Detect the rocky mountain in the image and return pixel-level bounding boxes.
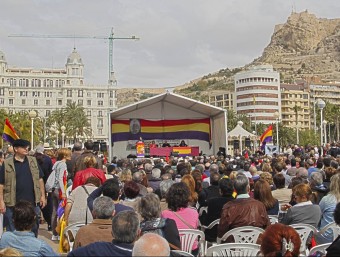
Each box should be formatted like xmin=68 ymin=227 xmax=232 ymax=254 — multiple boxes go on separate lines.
xmin=117 ymin=11 xmax=340 ymax=106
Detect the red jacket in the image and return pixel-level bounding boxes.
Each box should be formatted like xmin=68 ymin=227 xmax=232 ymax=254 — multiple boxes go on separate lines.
xmin=72 ymin=167 xmax=106 ymax=190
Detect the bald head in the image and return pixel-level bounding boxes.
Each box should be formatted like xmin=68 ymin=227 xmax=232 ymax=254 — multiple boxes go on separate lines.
xmin=132 ymin=233 xmax=170 ymax=257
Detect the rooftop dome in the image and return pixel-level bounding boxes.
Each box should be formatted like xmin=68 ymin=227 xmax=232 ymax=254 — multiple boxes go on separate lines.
xmin=0 ymin=51 xmax=6 ymax=62
xmin=66 ymin=48 xmax=83 ymax=65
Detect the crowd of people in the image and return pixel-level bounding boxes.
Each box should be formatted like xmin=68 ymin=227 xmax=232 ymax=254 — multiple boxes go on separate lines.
xmin=0 ymin=139 xmax=339 ymax=256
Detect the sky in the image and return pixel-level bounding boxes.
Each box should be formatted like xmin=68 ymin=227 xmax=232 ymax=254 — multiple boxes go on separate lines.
xmin=0 ymin=0 xmax=339 ymax=89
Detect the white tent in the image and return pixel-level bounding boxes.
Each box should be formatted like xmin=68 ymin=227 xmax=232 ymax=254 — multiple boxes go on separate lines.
xmin=109 ymin=91 xmax=227 ymax=159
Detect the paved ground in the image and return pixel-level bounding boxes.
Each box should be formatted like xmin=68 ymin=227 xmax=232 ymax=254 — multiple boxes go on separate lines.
xmin=38 ymin=222 xmax=64 ymax=255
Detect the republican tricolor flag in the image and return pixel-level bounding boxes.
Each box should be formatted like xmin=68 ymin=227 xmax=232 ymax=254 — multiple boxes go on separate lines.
xmin=2 ymin=118 xmax=19 ymax=144
xmin=260 ymin=125 xmax=273 ymax=150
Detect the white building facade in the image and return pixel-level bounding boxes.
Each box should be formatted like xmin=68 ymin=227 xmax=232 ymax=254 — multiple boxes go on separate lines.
xmin=0 ymin=48 xmax=116 ymax=145
xmin=234 ymin=64 xmax=281 ymax=125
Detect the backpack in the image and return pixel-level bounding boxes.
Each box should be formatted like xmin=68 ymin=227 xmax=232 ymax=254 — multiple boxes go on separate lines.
xmin=45 ymin=162 xmax=61 ymax=192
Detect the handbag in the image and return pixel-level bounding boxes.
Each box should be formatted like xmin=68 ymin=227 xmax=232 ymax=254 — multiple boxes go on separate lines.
xmin=45 ymin=162 xmax=61 ymax=193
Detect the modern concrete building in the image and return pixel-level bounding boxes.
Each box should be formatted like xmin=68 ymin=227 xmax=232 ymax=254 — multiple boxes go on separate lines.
xmin=280 ymin=83 xmax=311 ymax=130
xmin=234 ymin=64 xmax=281 ymax=125
xmin=0 ymin=48 xmax=116 ymax=145
xmin=208 ymin=90 xmax=235 ymax=110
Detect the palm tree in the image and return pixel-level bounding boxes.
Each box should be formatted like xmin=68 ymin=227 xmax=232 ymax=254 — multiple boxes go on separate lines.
xmin=64 ymin=102 xmax=91 ymax=141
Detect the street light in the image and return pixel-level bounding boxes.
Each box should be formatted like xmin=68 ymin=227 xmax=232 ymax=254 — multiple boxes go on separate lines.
xmin=323 ymin=120 xmax=328 ymax=146
xmin=28 ymin=110 xmax=37 ymax=150
xmin=274 ymin=111 xmax=280 ymax=153
xmin=317 ymin=99 xmax=326 ymax=154
xmin=61 ymin=126 xmax=66 ymax=148
xmin=56 ymin=130 xmax=60 ymax=148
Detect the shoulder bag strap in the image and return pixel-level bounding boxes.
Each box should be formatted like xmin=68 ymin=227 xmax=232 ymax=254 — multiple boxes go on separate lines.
xmin=82 ymin=185 xmax=90 ymax=225
xmin=172 ymin=211 xmax=194 ymax=229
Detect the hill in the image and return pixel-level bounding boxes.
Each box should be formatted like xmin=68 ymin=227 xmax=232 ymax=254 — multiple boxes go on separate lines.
xmin=117 ymin=11 xmax=340 ymax=105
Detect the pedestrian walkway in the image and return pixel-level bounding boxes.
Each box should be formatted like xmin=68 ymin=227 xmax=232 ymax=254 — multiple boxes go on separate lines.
xmin=38 ymin=222 xmax=63 ymax=255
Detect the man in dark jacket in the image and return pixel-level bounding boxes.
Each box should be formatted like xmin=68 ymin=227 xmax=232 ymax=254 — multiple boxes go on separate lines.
xmin=217 ymin=173 xmax=270 ymax=240
xmin=68 ymin=210 xmax=139 ymax=257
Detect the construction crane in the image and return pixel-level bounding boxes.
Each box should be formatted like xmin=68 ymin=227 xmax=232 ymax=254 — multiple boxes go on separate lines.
xmin=9 ymin=28 xmax=139 ymax=85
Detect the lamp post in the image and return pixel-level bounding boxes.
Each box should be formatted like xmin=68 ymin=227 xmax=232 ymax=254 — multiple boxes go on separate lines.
xmin=61 ymin=126 xmax=66 ymax=148
xmin=56 ymin=130 xmax=59 ymax=148
xmin=317 ymin=99 xmax=326 ymax=155
xmin=274 ymin=111 xmax=280 ymax=153
xmin=28 ymin=110 xmax=37 ymax=150
xmin=323 ymin=120 xmax=328 ymax=146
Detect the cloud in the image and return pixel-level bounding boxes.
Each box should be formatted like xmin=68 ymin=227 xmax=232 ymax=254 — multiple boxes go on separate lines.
xmin=0 ymin=0 xmax=339 ymax=88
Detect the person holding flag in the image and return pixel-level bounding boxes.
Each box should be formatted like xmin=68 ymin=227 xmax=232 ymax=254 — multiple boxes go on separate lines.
xmin=260 ymin=125 xmax=273 ymax=151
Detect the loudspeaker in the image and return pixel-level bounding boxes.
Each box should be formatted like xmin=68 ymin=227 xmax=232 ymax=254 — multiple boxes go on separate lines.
xmin=100 ymin=142 xmax=107 ymax=152
xmin=93 ymin=141 xmax=100 ymax=152
xmin=245 ymin=138 xmax=251 ymax=147
xmin=233 ymin=140 xmax=240 ymax=149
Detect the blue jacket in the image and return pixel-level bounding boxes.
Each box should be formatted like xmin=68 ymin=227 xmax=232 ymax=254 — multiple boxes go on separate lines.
xmin=68 ymin=240 xmax=133 ymax=257
xmin=0 ymin=231 xmax=57 ymax=257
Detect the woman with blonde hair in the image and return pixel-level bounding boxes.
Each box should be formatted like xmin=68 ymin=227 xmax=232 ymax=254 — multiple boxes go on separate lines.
xmin=181 ymin=174 xmax=198 ymax=207
xmin=316 ymin=173 xmax=340 ymax=244
xmin=72 ymin=155 xmax=106 ymax=190
xmin=50 ymin=148 xmax=71 ymax=241
xmin=260 ymin=172 xmax=276 ymax=190
xmin=279 ymin=183 xmax=321 ymax=228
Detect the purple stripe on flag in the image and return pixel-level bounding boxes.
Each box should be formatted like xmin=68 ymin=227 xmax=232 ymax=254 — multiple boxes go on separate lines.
xmin=262 ymin=136 xmax=272 ymax=143
xmin=2 ymin=133 xmax=16 ymax=144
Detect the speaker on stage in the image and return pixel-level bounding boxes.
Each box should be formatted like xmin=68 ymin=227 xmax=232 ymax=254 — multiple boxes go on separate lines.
xmin=245 ymin=138 xmax=251 ymax=147
xmin=233 ymin=140 xmax=240 ymax=149
xmin=100 ymin=142 xmax=107 ymax=152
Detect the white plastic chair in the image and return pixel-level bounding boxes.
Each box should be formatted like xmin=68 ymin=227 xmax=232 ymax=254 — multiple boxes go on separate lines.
xmin=290 ymin=223 xmax=318 ymax=256
xmin=171 ymin=250 xmax=195 ymax=257
xmin=318 ymin=222 xmax=340 ymax=241
xmin=268 ymin=215 xmax=278 ymax=224
xmin=178 ymin=229 xmax=205 ymax=257
xmin=200 ymin=219 xmax=220 ymax=252
xmin=206 ymin=243 xmax=261 ymax=257
xmin=199 ymin=206 xmax=208 ymax=217
xmin=200 ymin=219 xmax=220 ymax=233
xmin=63 ymin=222 xmax=86 ymax=251
xmin=217 ymin=226 xmax=264 ymax=244
xmin=309 ymin=242 xmax=331 ymax=256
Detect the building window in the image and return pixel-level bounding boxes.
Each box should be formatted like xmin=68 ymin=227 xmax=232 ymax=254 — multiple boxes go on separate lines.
xmin=22 ymin=99 xmax=26 ymax=105
xmin=32 ymin=91 xmax=40 ymax=97
xmin=0 ymin=98 xmax=4 ymax=104
xmin=20 ymin=91 xmax=28 ymax=97
xmin=0 ymin=88 xmax=4 ymax=96
xmin=78 ymin=99 xmax=83 ymax=106
xmin=98 ymin=129 xmax=103 ymax=135
xmin=9 ymin=91 xmax=13 ymax=96
xmin=46 ymin=100 xmax=50 ymax=105
xmin=67 ymin=99 xmax=72 ymax=105
xmin=67 ymin=90 xmax=72 ymax=97
xmin=98 ymin=111 xmax=102 ymax=117
xmin=78 ymin=90 xmax=83 ymax=97
xmin=87 ymin=110 xmax=91 ymax=116
xmin=9 ymin=99 xmax=13 ymax=105
xmin=97 ymin=93 xmax=104 ymax=98
xmin=46 ymin=110 xmax=51 ymax=116
xmin=109 ymin=100 xmax=113 ymax=106
xmin=87 ymin=92 xmax=91 ymax=97
xmin=109 ymin=91 xmax=114 ymax=98
xmin=58 ymin=100 xmax=62 ymax=106
xmin=98 ymin=100 xmax=103 ymax=106
xmin=34 ymin=99 xmax=38 ymax=105
xmin=87 ymin=100 xmax=91 ymax=106
xmin=97 ymin=119 xmax=103 ymax=127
